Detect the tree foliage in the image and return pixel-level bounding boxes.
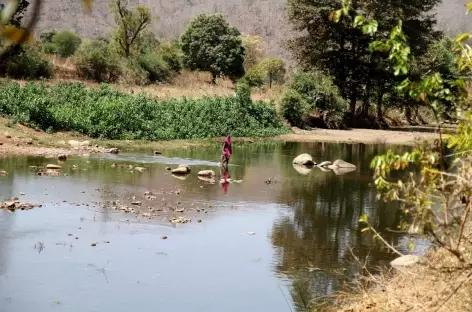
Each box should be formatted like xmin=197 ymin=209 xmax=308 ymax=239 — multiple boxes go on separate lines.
xmin=241 ymin=34 xmax=265 ymax=71
xmin=180 ymin=13 xmax=245 ymax=82
xmin=110 ymin=0 xmax=153 ymax=57
xmin=286 ymin=0 xmax=441 ymax=124
xmin=52 ymin=30 xmax=81 ymax=57
xmin=75 ymin=39 xmax=120 ymax=83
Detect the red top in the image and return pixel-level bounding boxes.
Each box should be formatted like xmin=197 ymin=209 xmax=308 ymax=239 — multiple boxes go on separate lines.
xmin=222 ymin=136 xmax=232 ymax=160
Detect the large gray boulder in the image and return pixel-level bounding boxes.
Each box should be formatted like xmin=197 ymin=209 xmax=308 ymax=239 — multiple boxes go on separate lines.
xmin=172 ymin=164 xmax=191 ymax=175
xmin=332 ymin=159 xmax=356 ymax=169
xmin=293 ymin=154 xmax=316 ymax=166
xmin=390 ymin=255 xmax=424 ymax=268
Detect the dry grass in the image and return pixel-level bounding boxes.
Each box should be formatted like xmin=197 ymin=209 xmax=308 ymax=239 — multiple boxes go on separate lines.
xmin=327 ymin=237 xmax=472 ymax=312
xmin=44 ymin=55 xmax=282 ymax=101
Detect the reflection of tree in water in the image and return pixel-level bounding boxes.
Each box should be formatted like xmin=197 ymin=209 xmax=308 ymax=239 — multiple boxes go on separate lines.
xmin=271 ymin=143 xmax=408 ymax=310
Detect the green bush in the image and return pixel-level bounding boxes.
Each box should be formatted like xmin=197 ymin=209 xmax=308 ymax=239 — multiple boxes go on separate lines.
xmin=75 ymin=40 xmax=120 ymax=83
xmin=242 ymin=66 xmax=265 ymax=88
xmin=39 ymin=30 xmax=57 ymax=43
xmin=137 ymin=52 xmax=172 ymax=83
xmin=118 ymin=57 xmax=149 ymax=86
xmin=281 ymin=71 xmax=347 ymax=128
xmin=52 ymin=31 xmax=82 ymax=57
xmin=280 ymin=89 xmax=306 ymax=127
xmin=0 ymin=47 xmax=52 ymax=79
xmin=0 ymin=81 xmax=288 ymax=140
xmin=40 ymin=42 xmax=56 ymax=54
xmin=159 ymin=42 xmax=183 ymax=73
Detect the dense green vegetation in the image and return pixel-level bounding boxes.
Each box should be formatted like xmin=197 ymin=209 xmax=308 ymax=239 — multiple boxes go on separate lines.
xmin=180 ymin=14 xmax=245 ymax=83
xmin=0 ymin=80 xmax=288 ymax=140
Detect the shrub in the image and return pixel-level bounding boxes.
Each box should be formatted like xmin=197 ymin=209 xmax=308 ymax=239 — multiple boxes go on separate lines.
xmin=281 ymin=71 xmax=347 ymax=128
xmin=75 ymin=40 xmax=120 ymax=83
xmin=40 ymin=43 xmax=56 ymax=54
xmin=0 ymin=81 xmax=288 ymax=140
xmin=39 ymin=30 xmax=57 ymax=43
xmin=159 ymin=41 xmax=183 ymax=73
xmin=242 ymin=66 xmax=265 ymax=88
xmin=118 ymin=57 xmax=149 ymax=86
xmin=0 ymin=47 xmax=52 ymax=79
xmin=137 ymin=52 xmax=172 ymax=83
xmin=280 ymin=89 xmax=306 ymax=127
xmin=52 ymin=31 xmax=82 ymax=57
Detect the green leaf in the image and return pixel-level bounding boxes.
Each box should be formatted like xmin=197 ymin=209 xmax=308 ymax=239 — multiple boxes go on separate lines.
xmin=353 ymin=15 xmax=365 ymax=27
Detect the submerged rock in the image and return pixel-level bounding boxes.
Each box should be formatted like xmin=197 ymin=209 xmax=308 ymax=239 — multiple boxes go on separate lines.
xmin=332 ymin=159 xmax=356 ymax=169
xmin=46 ymin=164 xmax=62 ymax=170
xmin=154 ymin=151 xmax=162 ymax=155
xmin=293 ymin=154 xmax=316 ymax=166
xmin=57 ymin=154 xmax=67 ymax=161
xmin=390 ymin=255 xmax=424 ymax=268
xmin=332 ymin=167 xmax=356 ymax=176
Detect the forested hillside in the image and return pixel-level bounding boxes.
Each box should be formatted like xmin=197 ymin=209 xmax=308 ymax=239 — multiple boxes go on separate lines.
xmin=14 ymin=0 xmax=471 ymax=59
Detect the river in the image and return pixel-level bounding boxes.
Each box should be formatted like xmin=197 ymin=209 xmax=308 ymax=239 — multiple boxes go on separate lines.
xmin=0 ymin=141 xmax=427 ymax=312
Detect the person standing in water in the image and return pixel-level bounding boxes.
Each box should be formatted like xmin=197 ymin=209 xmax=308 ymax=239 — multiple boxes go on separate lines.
xmin=220 ymin=135 xmax=232 ymax=183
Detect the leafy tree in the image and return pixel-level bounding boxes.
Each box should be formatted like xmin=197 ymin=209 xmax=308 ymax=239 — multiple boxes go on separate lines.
xmin=258 ymin=58 xmax=285 ymax=88
xmin=241 ymin=34 xmax=265 ymax=71
xmin=286 ymin=0 xmax=441 ymax=124
xmin=180 ymin=13 xmax=245 ymax=83
xmin=52 ymin=31 xmax=82 ymax=57
xmin=110 ymin=0 xmax=153 ymax=57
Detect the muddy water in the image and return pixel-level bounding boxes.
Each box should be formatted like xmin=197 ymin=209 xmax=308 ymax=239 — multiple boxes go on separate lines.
xmin=0 ymin=142 xmax=426 ymax=312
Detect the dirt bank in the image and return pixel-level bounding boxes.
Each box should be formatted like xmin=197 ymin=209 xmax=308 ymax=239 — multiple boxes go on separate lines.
xmin=0 ymin=117 xmax=445 ymax=157
xmin=278 ymin=127 xmax=442 ymax=145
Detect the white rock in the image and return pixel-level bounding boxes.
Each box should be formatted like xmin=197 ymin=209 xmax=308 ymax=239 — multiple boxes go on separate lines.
xmin=390 ymin=255 xmax=424 ymax=268
xmin=318 ymin=161 xmax=332 ymax=168
xmin=198 ymin=170 xmax=215 ymax=177
xmin=46 ymin=164 xmax=61 ymax=170
xmin=293 ymin=154 xmax=315 ymax=166
xmin=332 ymin=159 xmax=356 ymax=169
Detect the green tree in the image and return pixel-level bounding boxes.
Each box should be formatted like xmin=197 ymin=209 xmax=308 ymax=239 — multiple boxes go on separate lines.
xmin=241 ymin=34 xmax=265 ymax=71
xmin=286 ymin=0 xmax=441 ymax=124
xmin=258 ymin=58 xmax=285 ymax=88
xmin=110 ymin=0 xmax=153 ymax=57
xmin=52 ymin=31 xmax=82 ymax=57
xmin=180 ymin=13 xmax=245 ymax=83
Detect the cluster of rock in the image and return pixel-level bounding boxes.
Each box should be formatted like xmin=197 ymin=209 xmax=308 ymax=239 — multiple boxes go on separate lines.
xmin=292 ymin=154 xmax=357 ymax=175
xmin=59 ymin=140 xmax=120 ymax=155
xmin=1 ymin=201 xmax=42 ymax=211
xmin=169 ymin=164 xmax=242 ymax=184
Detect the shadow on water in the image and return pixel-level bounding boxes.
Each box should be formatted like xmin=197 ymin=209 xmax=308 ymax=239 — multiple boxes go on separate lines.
xmin=0 ymin=142 xmax=424 ymax=312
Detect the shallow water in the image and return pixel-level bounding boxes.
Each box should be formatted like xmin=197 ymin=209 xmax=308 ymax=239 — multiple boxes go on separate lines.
xmin=0 ymin=142 xmax=427 ymax=312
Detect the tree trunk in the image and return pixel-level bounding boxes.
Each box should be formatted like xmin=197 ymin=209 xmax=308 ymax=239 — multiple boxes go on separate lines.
xmin=362 ymin=79 xmax=371 ymax=118
xmin=211 ymin=73 xmax=217 ymax=84
xmin=377 ymin=82 xmax=384 ymax=120
xmin=350 ymin=90 xmax=357 ymax=127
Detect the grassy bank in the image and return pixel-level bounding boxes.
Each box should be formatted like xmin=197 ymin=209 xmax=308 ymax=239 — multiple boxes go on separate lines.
xmin=0 ymin=80 xmax=288 ymax=141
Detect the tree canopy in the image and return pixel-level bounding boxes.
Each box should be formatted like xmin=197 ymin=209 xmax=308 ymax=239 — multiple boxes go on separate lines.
xmin=180 ymin=13 xmax=245 ymax=82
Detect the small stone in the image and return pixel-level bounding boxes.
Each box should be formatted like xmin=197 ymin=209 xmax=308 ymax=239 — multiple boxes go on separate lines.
xmin=91 ymin=243 xmax=97 ymax=247
xmin=106 ymin=148 xmax=120 ymax=154
xmin=46 ymin=164 xmax=62 ymax=170
xmin=57 ymin=154 xmax=67 ymax=161
xmin=246 ymin=232 xmax=256 ymax=235
xmin=11 ymin=196 xmax=19 ymax=201
xmin=197 ymin=220 xmax=202 ymax=223
xmin=67 ymin=233 xmax=73 ymax=236
xmin=165 ymin=167 xmax=171 ymax=171
xmin=20 ymin=192 xmax=25 ymax=196
xmin=161 ymin=236 xmax=168 ymax=240
xmin=4 ymin=132 xmax=11 ymax=139
xmin=153 ymin=151 xmax=162 ymax=155
xmin=131 ymin=201 xmax=142 ymax=206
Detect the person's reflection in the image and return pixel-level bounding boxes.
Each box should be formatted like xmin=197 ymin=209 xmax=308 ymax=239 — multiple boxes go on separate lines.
xmin=221 ymin=169 xmax=230 ymax=193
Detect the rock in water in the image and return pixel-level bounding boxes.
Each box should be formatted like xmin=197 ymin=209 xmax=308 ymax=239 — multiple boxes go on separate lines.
xmin=106 ymin=148 xmax=120 ymax=154
xmin=198 ymin=170 xmax=215 ymax=177
xmin=318 ymin=161 xmax=332 ymax=168
xmin=390 ymin=255 xmax=424 ymax=268
xmin=172 ymin=165 xmax=191 ymax=175
xmin=332 ymin=159 xmax=356 ymax=169
xmin=57 ymin=154 xmax=67 ymax=161
xmin=46 ymin=164 xmax=62 ymax=170
xmin=293 ymin=154 xmax=316 ymax=166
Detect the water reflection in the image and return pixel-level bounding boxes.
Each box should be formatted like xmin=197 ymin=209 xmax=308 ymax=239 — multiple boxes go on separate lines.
xmin=0 ymin=142 xmax=415 ymax=311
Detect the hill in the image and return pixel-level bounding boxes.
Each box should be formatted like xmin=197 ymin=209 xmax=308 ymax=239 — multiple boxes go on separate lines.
xmin=5 ymin=0 xmax=472 ymax=59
